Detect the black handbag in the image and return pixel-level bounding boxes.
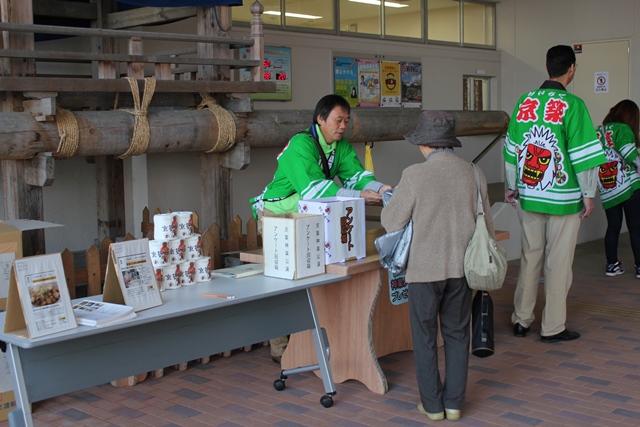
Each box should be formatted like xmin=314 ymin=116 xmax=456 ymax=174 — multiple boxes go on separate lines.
xmin=471 ymin=290 xmax=494 ymax=358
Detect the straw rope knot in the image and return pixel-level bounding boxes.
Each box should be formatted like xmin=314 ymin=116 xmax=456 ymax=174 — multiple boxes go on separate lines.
xmin=117 ymin=77 xmax=156 ymax=159
xmin=197 ymin=93 xmax=236 ymax=153
xmin=54 ymin=106 xmax=79 ymax=159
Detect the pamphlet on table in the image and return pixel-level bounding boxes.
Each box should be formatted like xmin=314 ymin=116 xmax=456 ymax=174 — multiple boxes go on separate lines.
xmin=72 ymin=300 xmax=137 ymax=327
xmin=4 ymin=253 xmax=77 ymax=338
xmin=210 ymin=263 xmax=264 ymax=278
xmin=103 ymin=239 xmax=163 ymax=311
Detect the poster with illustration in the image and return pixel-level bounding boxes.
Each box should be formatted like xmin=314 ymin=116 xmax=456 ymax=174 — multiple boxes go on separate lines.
xmin=239 ymin=46 xmax=292 ymax=100
xmin=380 ymin=61 xmax=401 ymax=107
xmin=401 ymin=61 xmax=422 ymax=108
xmin=333 ymin=57 xmax=358 ymax=108
xmin=357 ymin=59 xmax=381 ymax=107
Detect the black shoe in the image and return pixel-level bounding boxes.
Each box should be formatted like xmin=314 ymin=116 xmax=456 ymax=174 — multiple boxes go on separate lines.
xmin=514 ymin=323 xmax=530 ymax=337
xmin=272 ymin=356 xmax=282 ymax=364
xmin=541 ymin=329 xmax=580 ymax=343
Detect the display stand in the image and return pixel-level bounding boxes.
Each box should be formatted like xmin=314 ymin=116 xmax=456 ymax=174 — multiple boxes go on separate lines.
xmin=4 ymin=254 xmax=77 ymax=339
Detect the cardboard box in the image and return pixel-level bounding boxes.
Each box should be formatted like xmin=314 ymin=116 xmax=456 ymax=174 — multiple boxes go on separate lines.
xmin=0 ymin=350 xmax=17 ymax=421
xmin=0 ymin=220 xmax=62 ymax=311
xmin=298 ymin=197 xmax=366 ymax=264
xmin=0 ymin=221 xmax=23 ymax=311
xmin=262 ymin=213 xmax=325 ymax=280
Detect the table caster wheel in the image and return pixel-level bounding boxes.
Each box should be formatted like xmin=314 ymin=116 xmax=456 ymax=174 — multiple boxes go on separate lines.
xmin=320 ymin=395 xmax=333 ymax=408
xmin=274 ymin=379 xmax=286 ymax=391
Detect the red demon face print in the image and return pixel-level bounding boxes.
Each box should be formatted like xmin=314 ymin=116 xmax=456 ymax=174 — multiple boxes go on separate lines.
xmin=522 ymin=145 xmax=552 ymax=186
xmin=599 ymin=161 xmax=618 ymax=189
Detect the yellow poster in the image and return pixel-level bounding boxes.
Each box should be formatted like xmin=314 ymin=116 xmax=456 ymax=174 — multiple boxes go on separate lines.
xmin=380 ymin=61 xmax=401 ymax=107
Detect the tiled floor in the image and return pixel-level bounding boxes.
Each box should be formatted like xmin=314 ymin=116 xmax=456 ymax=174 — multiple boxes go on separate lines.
xmin=4 ymin=235 xmax=640 ymax=427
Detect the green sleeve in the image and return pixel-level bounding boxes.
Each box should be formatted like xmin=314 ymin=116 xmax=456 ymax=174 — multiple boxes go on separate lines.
xmin=333 ymin=140 xmax=377 ymax=191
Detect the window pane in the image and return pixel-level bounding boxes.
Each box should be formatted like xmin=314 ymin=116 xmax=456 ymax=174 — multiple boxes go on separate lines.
xmin=385 ymin=0 xmax=422 ymax=39
xmin=427 ymin=0 xmax=460 ymax=43
xmin=340 ymin=0 xmax=381 ymax=35
xmin=284 ymin=0 xmax=334 ymax=30
xmin=463 ymin=2 xmax=494 ymax=46
xmin=233 ymin=0 xmax=282 ymax=26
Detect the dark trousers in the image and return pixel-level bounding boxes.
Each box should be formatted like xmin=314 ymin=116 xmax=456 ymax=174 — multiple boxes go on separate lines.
xmin=605 ymin=189 xmax=640 ymax=265
xmin=409 ymin=277 xmax=472 ymax=413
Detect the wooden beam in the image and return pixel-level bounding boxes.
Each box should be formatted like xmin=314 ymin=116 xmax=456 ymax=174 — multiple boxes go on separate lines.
xmin=107 ymin=6 xmax=197 ymax=29
xmin=0 ymin=77 xmax=276 ymax=93
xmin=0 ymin=109 xmax=510 ymax=160
xmin=0 ymin=22 xmax=254 ymax=47
xmin=1 ymin=0 xmax=45 ymax=256
xmin=33 ymin=0 xmax=98 ymax=21
xmin=0 ymin=49 xmax=259 ymax=68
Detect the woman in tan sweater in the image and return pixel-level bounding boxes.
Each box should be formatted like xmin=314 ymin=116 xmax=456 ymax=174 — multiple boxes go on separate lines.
xmin=381 ymin=111 xmax=494 ymax=421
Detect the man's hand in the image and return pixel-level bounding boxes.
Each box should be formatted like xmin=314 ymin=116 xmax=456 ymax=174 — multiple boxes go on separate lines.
xmin=378 ymin=184 xmax=394 ymax=194
xmin=360 ymin=189 xmax=383 ymax=205
xmin=580 ymin=197 xmax=595 ymax=219
xmin=505 ymin=189 xmax=519 ymax=208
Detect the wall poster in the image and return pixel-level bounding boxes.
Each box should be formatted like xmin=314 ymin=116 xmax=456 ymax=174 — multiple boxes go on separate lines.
xmin=357 ymin=59 xmax=381 ymax=107
xmin=332 ymin=54 xmax=422 ymax=109
xmin=380 ymin=61 xmax=401 ymax=107
xmin=401 ymin=61 xmax=422 ymax=108
xmin=333 ymin=57 xmax=359 ymax=108
xmin=239 ymin=46 xmax=292 ymax=101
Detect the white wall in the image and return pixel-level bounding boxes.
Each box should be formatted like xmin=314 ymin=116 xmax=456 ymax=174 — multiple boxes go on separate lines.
xmin=8 ymin=0 xmax=640 ymax=253
xmin=497 ymin=0 xmax=640 ymax=246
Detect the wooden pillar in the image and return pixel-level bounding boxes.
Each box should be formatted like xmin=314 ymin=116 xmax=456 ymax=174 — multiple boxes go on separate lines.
xmin=0 ymin=0 xmax=44 ymax=256
xmin=92 ymin=0 xmax=125 ymax=243
xmin=122 ymin=37 xmax=149 ymax=238
xmin=197 ymin=6 xmax=232 ymax=236
xmin=250 ymin=0 xmax=264 ymax=82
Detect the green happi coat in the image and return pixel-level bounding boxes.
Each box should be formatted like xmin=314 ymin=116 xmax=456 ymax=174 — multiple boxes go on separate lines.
xmin=250 ymin=124 xmax=377 ymax=218
xmin=596 ymin=122 xmax=640 ymax=210
xmin=504 ymin=86 xmax=607 ymax=215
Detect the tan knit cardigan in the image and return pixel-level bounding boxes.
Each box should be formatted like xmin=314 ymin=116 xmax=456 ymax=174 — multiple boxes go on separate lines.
xmin=380 ymin=151 xmax=495 ymax=284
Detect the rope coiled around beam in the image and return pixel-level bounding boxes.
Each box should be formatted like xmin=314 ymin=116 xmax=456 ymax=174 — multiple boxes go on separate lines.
xmin=117 ymin=77 xmax=156 ymax=159
xmin=197 ymin=93 xmax=236 ymax=153
xmin=55 ymin=107 xmax=80 ymax=159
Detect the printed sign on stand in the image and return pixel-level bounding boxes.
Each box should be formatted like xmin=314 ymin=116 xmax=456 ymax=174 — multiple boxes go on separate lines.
xmin=4 ymin=253 xmax=77 ymax=338
xmin=103 ymin=239 xmax=163 ymax=312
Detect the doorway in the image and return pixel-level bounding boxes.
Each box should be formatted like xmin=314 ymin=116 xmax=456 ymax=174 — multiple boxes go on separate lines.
xmin=571 ymin=40 xmax=630 ymax=126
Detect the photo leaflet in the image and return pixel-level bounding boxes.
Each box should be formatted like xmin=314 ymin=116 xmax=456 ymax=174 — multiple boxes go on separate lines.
xmin=103 ymin=239 xmax=163 ymax=312
xmin=8 ymin=253 xmax=77 ymax=338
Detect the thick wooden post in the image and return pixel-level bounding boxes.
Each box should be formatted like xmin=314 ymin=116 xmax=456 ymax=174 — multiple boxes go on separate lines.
xmin=122 ymin=37 xmax=148 ymax=238
xmin=0 ymin=0 xmax=44 ymax=256
xmin=198 ymin=6 xmax=232 ymax=237
xmin=92 ymin=0 xmax=124 ymax=243
xmin=249 ymin=0 xmax=264 ymax=82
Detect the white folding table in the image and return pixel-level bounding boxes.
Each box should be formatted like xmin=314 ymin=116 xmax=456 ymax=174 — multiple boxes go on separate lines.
xmin=0 ymin=273 xmax=347 ymax=427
